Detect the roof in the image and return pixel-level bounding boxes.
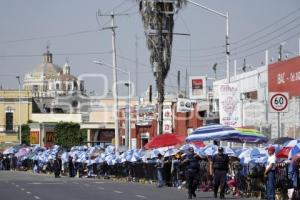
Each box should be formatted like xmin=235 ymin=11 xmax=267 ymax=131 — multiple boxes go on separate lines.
xmin=32 ymin=63 xmax=62 ymax=79
xmin=57 ymin=74 xmax=77 ymax=81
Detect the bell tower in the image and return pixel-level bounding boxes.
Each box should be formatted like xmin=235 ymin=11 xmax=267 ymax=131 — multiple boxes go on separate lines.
xmin=43 ymin=45 xmax=53 ymax=63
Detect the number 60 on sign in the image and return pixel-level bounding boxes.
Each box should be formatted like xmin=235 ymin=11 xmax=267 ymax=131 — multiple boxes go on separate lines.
xmin=269 ymin=92 xmax=289 ymax=113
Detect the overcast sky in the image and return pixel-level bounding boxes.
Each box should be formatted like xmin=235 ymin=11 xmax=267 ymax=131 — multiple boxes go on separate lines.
xmin=0 ymin=0 xmax=300 ymax=97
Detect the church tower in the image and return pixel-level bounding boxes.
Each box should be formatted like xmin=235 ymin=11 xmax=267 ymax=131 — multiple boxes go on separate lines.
xmin=43 ymin=45 xmax=53 ymax=63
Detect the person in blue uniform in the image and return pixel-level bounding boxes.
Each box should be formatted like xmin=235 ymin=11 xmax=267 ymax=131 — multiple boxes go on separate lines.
xmin=211 ymin=147 xmax=229 ymax=199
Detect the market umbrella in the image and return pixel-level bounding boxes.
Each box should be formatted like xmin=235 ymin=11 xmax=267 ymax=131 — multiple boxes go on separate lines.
xmin=144 ymin=133 xmax=185 ymax=149
xmin=283 ymin=139 xmax=300 ymax=147
xmin=276 ymin=140 xmax=300 ymax=159
xmin=164 ymin=148 xmax=179 ymax=157
xmin=276 ymin=147 xmax=293 ymax=158
xmin=268 ymin=137 xmax=294 ymax=145
xmin=288 ymin=143 xmax=300 ymax=159
xmin=190 ymin=141 xmax=205 ymax=148
xmin=186 ymin=124 xmax=239 ymax=142
xmin=238 ymin=148 xmax=267 ymax=164
xmin=15 ymin=147 xmax=31 ymax=158
xmin=234 ymin=128 xmax=268 ymax=144
xmin=186 ymin=124 xmax=268 ymax=144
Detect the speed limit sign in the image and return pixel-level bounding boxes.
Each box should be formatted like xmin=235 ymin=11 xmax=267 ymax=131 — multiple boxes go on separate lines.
xmin=269 ymin=92 xmax=289 ymax=113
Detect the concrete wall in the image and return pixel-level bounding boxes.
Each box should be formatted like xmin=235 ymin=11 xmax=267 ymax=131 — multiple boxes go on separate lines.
xmin=32 ymin=113 xmax=82 ymax=123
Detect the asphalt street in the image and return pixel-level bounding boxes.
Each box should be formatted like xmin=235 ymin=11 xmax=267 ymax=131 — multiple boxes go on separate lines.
xmin=0 ymin=171 xmax=257 ymax=200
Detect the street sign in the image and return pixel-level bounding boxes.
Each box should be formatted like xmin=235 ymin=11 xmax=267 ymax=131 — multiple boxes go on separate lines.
xmin=269 ymin=92 xmax=289 ymax=113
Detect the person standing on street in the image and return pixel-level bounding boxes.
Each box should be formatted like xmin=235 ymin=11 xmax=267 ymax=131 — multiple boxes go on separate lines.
xmin=155 ymin=153 xmax=165 ymax=187
xmin=182 ymin=147 xmax=200 ymax=199
xmin=264 ymin=146 xmax=276 ymax=200
xmin=210 ymin=147 xmax=229 ymax=199
xmin=53 ymin=156 xmax=62 ymax=178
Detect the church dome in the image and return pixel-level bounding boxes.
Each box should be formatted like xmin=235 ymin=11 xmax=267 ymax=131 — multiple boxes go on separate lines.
xmin=32 ymin=63 xmax=62 ymax=79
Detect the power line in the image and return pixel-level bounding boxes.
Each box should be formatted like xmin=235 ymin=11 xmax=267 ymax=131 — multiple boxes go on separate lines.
xmin=232 ymin=25 xmax=300 ymax=56
xmin=232 ymin=7 xmax=300 ymax=45
xmin=0 ymin=51 xmax=112 ymax=58
xmin=0 ymin=29 xmax=102 ymax=45
xmin=233 ymin=31 xmax=300 ymax=62
xmin=232 ymin=17 xmax=300 ymax=51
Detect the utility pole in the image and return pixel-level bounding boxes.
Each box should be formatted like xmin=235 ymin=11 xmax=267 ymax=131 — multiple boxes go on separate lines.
xmin=212 ymin=63 xmax=217 ymax=80
xmin=135 ymin=35 xmax=139 ymax=96
xmin=242 ymin=58 xmax=246 ymax=72
xmin=234 ymin=60 xmax=237 ymax=78
xmin=16 ymin=76 xmax=21 ymax=144
xmin=185 ymin=68 xmax=188 ymax=98
xmin=177 ymin=70 xmax=180 ymax=97
xmin=98 ymin=11 xmax=128 ymax=152
xmin=187 ymin=0 xmax=230 ymax=83
xmin=278 ymin=44 xmax=283 ymax=61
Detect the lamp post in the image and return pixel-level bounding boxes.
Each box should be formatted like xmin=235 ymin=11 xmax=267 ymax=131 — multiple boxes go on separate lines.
xmin=187 ymin=0 xmax=230 ymax=83
xmin=94 ymin=61 xmax=132 ymax=150
xmin=124 ymin=76 xmax=131 ymax=150
xmin=16 ymin=76 xmax=21 ymax=144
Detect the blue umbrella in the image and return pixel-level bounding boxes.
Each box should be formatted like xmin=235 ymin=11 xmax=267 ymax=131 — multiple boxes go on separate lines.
xmin=186 ymin=124 xmax=240 ymax=142
xmin=164 ymin=148 xmax=179 ymax=157
xmin=288 ymin=143 xmax=300 ymax=159
xmin=186 ymin=124 xmax=268 ymax=144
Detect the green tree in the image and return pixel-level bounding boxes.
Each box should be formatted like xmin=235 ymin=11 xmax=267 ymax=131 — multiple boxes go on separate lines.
xmin=54 ymin=122 xmax=87 ymax=149
xmin=21 ymin=124 xmax=30 ymax=145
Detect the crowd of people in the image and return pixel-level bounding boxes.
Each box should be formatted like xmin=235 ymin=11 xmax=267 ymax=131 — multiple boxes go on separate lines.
xmin=1 ymin=144 xmax=300 ymax=200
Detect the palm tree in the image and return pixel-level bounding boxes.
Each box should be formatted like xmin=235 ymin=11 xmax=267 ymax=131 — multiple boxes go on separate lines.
xmin=138 ymin=0 xmax=186 ymax=134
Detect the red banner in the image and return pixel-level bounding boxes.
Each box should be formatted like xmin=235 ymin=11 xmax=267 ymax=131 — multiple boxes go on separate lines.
xmin=268 ymin=56 xmax=300 ymax=97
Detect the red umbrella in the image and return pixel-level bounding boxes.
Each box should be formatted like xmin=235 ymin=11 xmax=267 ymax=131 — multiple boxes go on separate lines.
xmin=191 ymin=141 xmax=205 ymax=148
xmin=144 ymin=133 xmax=186 ymax=149
xmin=276 ymin=147 xmax=292 ymax=158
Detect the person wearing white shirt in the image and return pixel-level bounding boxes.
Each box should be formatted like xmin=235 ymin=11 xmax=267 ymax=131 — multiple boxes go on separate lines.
xmin=264 ymin=146 xmax=276 ymax=200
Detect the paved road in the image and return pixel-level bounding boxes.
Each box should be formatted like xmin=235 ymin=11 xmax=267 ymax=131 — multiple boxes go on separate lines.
xmin=0 ymin=171 xmax=256 ymax=200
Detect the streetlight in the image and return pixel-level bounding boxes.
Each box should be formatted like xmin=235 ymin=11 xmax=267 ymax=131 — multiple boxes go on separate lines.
xmin=16 ymin=76 xmax=21 ymax=144
xmin=93 ymin=60 xmax=132 ymax=150
xmin=187 ymin=0 xmax=230 ymax=83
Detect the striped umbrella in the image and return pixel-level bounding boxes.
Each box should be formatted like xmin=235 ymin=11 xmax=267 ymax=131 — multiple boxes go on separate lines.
xmin=186 ymin=124 xmax=268 ymax=144
xmin=186 ymin=124 xmax=240 ymax=142
xmin=234 ymin=128 xmax=268 ymax=143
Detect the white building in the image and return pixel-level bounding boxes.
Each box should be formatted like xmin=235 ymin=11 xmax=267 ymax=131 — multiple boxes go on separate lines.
xmin=23 ymin=49 xmax=84 ymax=97
xmin=213 ymin=55 xmax=300 ymax=139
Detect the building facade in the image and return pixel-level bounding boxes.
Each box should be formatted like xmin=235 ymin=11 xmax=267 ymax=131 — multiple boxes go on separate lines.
xmin=213 ymin=55 xmax=300 ymax=139
xmin=23 ymin=49 xmax=84 ymax=98
xmin=0 ymin=90 xmax=32 ymax=143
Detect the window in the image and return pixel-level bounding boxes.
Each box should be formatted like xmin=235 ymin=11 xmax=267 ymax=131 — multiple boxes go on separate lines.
xmin=33 ymin=85 xmax=38 ymax=92
xmin=243 ymin=91 xmax=258 ymax=100
xmin=6 ymin=112 xmax=13 ymax=131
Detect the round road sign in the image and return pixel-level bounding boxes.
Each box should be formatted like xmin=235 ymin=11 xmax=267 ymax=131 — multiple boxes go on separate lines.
xmin=270 ymin=93 xmax=288 ymax=112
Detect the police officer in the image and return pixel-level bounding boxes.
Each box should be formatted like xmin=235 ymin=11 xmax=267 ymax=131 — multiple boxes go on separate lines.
xmin=182 ymin=147 xmax=200 ymax=199
xmin=210 ymin=147 xmax=229 ymax=199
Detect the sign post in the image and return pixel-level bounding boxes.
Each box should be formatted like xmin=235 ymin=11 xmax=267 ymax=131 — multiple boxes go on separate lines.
xmin=269 ymin=92 xmax=289 ymax=138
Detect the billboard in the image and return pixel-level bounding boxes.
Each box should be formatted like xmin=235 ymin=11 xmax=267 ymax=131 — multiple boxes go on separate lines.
xmin=177 ymin=98 xmax=193 ymax=113
xmin=218 ymin=83 xmax=241 ymax=127
xmin=268 ymin=56 xmax=300 ymax=97
xmin=189 ymin=76 xmax=206 ymax=99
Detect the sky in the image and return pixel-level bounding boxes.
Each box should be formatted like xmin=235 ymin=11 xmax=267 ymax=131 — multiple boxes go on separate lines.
xmin=0 ymin=0 xmax=300 ymax=97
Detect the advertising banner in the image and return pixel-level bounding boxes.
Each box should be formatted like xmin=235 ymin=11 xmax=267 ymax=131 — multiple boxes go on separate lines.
xmin=218 ymin=83 xmax=241 ymax=127
xmin=30 ymin=131 xmax=40 ymax=145
xmin=189 ymin=76 xmax=206 ymax=99
xmin=163 ymin=120 xmax=172 ymax=133
xmin=268 ymin=56 xmax=300 ymax=97
xmin=177 ymin=98 xmax=193 ymax=113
